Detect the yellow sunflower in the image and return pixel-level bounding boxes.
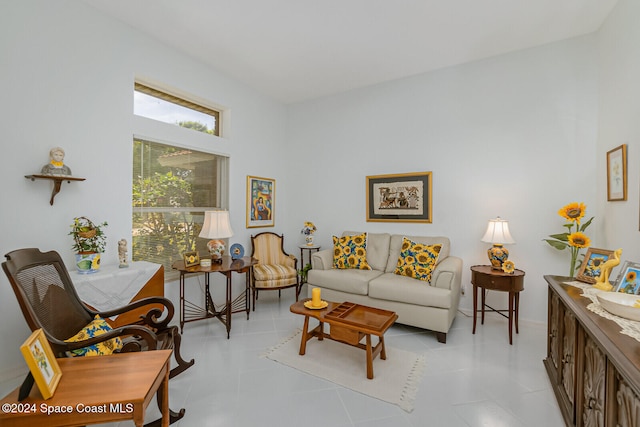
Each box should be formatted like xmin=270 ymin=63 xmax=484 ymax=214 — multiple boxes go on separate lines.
xmin=568 ymin=232 xmax=591 ymax=248
xmin=558 ymin=202 xmax=586 ymax=224
xmin=627 ymin=271 xmax=637 ymax=283
xmin=502 ymin=260 xmax=515 ymax=274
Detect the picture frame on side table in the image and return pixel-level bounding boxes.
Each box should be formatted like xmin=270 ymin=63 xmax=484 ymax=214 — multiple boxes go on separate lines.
xmin=20 ymin=328 xmax=62 ymax=399
xmin=366 ymin=172 xmax=432 ymax=223
xmin=247 ymin=175 xmax=275 ymax=228
xmin=613 ymin=260 xmax=640 ymax=294
xmin=183 ymin=251 xmax=200 ymax=268
xmin=607 ymin=144 xmax=627 ymax=201
xmin=576 ymin=248 xmax=614 ymax=284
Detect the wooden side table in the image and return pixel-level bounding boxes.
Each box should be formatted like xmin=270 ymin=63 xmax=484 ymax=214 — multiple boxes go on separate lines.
xmin=298 ymin=245 xmax=321 ymax=284
xmin=0 ymin=350 xmax=174 ymax=427
xmin=172 ymin=256 xmax=258 ymax=338
xmin=470 ymin=265 xmax=525 ymax=345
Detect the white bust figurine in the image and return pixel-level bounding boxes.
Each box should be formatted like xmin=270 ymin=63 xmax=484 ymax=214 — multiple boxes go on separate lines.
xmin=41 ymin=147 xmax=72 ymax=176
xmin=118 ymin=239 xmax=129 ymax=268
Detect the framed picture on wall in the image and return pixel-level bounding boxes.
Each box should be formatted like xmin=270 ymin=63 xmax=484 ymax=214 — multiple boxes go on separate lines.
xmin=607 ymin=144 xmax=627 ymax=201
xmin=247 ymin=176 xmax=275 ymax=228
xmin=366 ymin=172 xmax=432 ymax=223
xmin=575 ymin=247 xmax=614 ymax=284
xmin=613 ymin=261 xmax=640 ymax=294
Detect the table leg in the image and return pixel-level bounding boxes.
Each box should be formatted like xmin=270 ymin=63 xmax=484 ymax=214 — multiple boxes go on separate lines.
xmin=179 ymin=274 xmax=185 ymax=334
xmin=379 ymin=335 xmax=387 ymax=360
xmin=366 ymin=334 xmax=374 ymax=379
xmin=225 ymin=273 xmax=232 ymax=339
xmin=508 ymin=291 xmax=514 ymax=345
xmin=472 ymin=283 xmax=478 ymax=334
xmin=299 ymin=315 xmax=310 ymax=355
xmin=481 ymin=288 xmax=486 ymax=325
xmin=161 ymin=361 xmax=169 ymax=427
xmin=245 ymin=267 xmax=251 ymax=318
xmin=515 ymin=291 xmax=520 ymax=334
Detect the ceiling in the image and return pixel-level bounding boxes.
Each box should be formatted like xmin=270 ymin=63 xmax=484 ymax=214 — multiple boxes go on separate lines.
xmin=83 ymin=0 xmax=618 ymax=104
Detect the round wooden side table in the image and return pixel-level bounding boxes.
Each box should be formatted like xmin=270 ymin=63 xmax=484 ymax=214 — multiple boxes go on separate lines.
xmin=470 ymin=264 xmax=525 ymax=345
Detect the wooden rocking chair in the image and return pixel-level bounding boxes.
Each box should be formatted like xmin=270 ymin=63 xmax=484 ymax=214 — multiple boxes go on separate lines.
xmin=2 ymin=248 xmax=195 ymax=426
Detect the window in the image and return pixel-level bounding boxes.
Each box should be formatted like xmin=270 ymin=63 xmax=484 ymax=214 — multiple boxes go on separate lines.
xmin=132 ymin=139 xmax=229 ymax=279
xmin=134 ymin=83 xmax=220 ymax=136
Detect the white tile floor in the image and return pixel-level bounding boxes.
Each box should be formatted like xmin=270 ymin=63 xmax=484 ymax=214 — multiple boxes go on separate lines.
xmin=1 ymin=290 xmax=565 ymax=426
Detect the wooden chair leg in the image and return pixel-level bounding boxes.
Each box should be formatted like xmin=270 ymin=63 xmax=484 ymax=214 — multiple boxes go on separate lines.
xmin=145 ymin=388 xmax=185 ymax=427
xmin=168 ymin=327 xmax=194 ymax=379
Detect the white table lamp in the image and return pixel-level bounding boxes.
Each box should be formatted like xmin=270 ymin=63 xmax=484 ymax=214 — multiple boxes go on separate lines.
xmin=199 ymin=210 xmax=234 ymax=263
xmin=481 ymin=217 xmax=515 ymax=270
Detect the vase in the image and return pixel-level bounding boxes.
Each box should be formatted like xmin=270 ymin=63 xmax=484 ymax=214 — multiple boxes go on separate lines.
xmin=75 ymin=252 xmax=101 ymax=274
xmin=305 ymin=235 xmax=314 ymax=246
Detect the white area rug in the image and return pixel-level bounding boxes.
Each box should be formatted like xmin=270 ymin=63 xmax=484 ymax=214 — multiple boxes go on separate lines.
xmin=263 ymin=330 xmax=426 ymax=412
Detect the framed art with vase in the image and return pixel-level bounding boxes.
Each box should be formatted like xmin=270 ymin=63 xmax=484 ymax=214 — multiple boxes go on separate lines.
xmin=607 ymin=144 xmax=627 ymax=201
xmin=247 ymin=175 xmax=275 ymax=228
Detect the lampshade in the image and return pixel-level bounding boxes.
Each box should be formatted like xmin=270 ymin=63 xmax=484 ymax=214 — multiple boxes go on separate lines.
xmin=481 ymin=217 xmax=515 ymax=245
xmin=199 ymin=210 xmax=234 ymax=239
xmin=199 ymin=210 xmax=233 ymax=262
xmin=481 ymin=217 xmax=515 ymax=270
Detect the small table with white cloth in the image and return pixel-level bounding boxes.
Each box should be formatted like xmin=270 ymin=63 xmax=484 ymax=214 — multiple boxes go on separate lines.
xmin=72 ymin=261 xmax=165 ymax=327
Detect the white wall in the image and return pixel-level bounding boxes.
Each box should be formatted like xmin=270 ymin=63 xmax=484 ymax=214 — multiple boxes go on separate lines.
xmin=285 ymin=35 xmax=599 ymax=324
xmin=597 ymin=0 xmax=640 ymax=258
xmin=0 ymin=1 xmax=288 ymax=380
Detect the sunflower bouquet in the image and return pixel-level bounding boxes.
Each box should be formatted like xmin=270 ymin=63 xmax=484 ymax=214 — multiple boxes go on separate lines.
xmin=301 ymin=221 xmax=316 ymax=236
xmin=543 ymin=202 xmax=593 ymax=277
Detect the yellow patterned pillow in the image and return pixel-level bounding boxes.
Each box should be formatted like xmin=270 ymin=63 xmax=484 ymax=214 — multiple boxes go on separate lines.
xmin=333 ymin=233 xmax=371 ymax=270
xmin=394 ymin=237 xmax=441 ymax=282
xmin=65 ymin=315 xmax=123 ymax=357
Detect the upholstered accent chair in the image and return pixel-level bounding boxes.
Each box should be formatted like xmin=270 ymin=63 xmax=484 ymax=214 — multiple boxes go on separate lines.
xmin=250 ymin=232 xmax=299 ymax=310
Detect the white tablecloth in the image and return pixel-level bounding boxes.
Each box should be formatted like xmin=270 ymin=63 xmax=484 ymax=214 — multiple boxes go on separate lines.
xmin=72 ymin=261 xmax=162 ymax=315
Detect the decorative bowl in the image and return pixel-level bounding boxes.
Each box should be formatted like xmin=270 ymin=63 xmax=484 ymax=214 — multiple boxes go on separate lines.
xmin=596 ymin=292 xmax=640 ymax=321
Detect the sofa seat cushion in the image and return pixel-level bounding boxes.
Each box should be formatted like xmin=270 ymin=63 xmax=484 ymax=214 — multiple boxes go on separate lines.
xmin=369 ymin=273 xmax=452 ymax=309
xmin=307 ymin=268 xmax=383 ymax=295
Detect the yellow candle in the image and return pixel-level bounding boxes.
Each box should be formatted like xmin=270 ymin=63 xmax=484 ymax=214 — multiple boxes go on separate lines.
xmin=312 ymin=287 xmax=321 ymax=307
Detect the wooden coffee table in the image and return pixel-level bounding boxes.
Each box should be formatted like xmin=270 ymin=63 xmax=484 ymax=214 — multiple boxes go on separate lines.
xmin=290 ymin=299 xmax=398 ymax=379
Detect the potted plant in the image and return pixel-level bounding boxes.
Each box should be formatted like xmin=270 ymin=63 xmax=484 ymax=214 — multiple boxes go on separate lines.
xmin=70 ymin=216 xmax=108 ymax=274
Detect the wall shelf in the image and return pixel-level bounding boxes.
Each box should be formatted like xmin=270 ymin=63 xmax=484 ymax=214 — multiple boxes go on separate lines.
xmin=25 ymin=174 xmax=86 ymax=205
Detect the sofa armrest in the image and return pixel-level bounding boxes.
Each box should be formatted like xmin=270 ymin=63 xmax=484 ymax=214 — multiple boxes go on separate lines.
xmin=432 ymin=256 xmax=463 ymax=293
xmin=311 ymin=249 xmax=333 ymax=270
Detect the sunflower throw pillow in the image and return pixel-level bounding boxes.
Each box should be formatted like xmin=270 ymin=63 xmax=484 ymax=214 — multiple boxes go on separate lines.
xmin=394 ymin=237 xmax=441 ymax=282
xmin=65 ymin=315 xmax=123 ymax=357
xmin=333 ymin=233 xmax=371 ymax=270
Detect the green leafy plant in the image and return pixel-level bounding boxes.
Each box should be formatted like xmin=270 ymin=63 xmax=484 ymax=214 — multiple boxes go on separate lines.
xmin=298 ymin=263 xmax=312 ymax=282
xmin=543 ymin=202 xmax=593 ymax=277
xmin=70 ymin=217 xmax=108 ymax=253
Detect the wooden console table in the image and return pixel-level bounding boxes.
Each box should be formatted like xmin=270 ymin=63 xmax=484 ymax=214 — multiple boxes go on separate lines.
xmin=544 ymin=275 xmax=640 ymax=427
xmin=172 ymin=256 xmax=258 ymax=338
xmin=0 ymin=350 xmax=173 ymax=427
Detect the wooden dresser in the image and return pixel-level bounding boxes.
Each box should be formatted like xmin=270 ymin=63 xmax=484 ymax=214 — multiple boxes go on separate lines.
xmin=544 ymin=275 xmax=640 ymax=427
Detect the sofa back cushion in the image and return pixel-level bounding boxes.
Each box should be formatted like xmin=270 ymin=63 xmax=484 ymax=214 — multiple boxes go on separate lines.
xmin=385 ymin=235 xmax=450 ymax=273
xmin=343 ymin=231 xmax=390 ymax=271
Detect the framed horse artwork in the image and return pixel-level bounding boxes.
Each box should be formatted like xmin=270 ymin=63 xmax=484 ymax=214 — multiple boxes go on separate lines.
xmin=366 ymin=172 xmax=432 ymax=223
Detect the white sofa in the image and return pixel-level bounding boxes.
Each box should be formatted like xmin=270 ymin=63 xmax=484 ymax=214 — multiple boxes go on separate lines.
xmin=307 ymin=231 xmax=463 ymax=343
